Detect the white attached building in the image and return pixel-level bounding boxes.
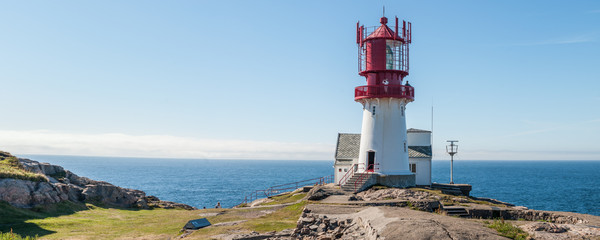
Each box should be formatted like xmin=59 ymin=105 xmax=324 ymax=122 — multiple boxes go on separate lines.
xmin=334 ymin=128 xmax=432 ymax=186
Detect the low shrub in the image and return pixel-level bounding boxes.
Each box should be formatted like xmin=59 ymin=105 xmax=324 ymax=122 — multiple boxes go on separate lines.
xmin=0 ymin=230 xmax=37 ymax=240
xmin=487 ymin=219 xmax=528 ymax=240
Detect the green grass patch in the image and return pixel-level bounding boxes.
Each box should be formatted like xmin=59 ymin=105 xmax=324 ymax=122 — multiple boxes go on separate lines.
xmin=469 ymin=199 xmax=506 ymax=207
xmin=486 ymin=219 xmax=528 ymax=240
xmin=0 ymin=200 xmax=204 ymax=239
xmin=262 ymin=193 xmax=306 ymax=206
xmin=188 ymin=201 xmax=308 ymax=239
xmin=0 ymin=152 xmax=47 ymax=182
xmin=1 ymin=181 xmax=309 ymax=240
xmin=244 ymin=200 xmax=306 ymax=232
xmin=2 ymin=198 xmax=308 ymax=240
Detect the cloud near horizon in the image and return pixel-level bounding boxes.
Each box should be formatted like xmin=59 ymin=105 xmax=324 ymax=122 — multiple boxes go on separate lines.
xmin=2 ymin=130 xmax=598 ymax=161
xmin=0 ymin=130 xmax=335 ymax=160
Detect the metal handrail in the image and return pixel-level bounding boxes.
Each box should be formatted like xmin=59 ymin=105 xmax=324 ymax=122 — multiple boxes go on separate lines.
xmin=241 ymin=175 xmax=334 ymax=205
xmin=354 ymin=163 xmax=379 ymax=192
xmin=355 ymin=85 xmax=414 ymax=100
xmin=338 ymin=163 xmax=358 ymax=185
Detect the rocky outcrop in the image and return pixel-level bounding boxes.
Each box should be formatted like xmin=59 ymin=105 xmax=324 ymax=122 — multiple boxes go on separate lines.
xmin=0 ymin=157 xmax=195 ymax=210
xmin=293 ymin=207 xmax=374 ymax=240
xmin=141 ymin=195 xmax=197 ymax=210
xmin=521 ymin=222 xmax=600 ymax=239
xmin=0 ymin=179 xmax=68 ymax=208
xmin=469 ymin=208 xmax=589 ymax=225
xmin=356 ymin=188 xmax=438 ymax=201
xmin=306 ymin=185 xmax=346 ymax=201
xmin=293 ymin=204 xmax=510 ymax=240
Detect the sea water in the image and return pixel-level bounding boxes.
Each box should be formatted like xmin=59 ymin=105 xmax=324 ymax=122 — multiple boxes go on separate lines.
xmin=433 ymin=160 xmax=600 ymax=216
xmin=20 ymin=155 xmax=600 ymax=216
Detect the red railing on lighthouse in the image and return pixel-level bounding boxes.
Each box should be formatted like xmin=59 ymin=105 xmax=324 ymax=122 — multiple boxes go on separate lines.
xmin=354 ymin=84 xmax=414 ymax=101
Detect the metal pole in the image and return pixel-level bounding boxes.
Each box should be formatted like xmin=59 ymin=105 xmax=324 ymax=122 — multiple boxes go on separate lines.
xmin=446 ymin=140 xmax=458 ymax=185
xmin=450 ymin=154 xmax=454 ymax=184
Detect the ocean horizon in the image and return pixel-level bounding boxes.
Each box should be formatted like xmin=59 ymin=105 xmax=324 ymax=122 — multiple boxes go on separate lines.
xmin=19 ymin=154 xmax=600 ymax=216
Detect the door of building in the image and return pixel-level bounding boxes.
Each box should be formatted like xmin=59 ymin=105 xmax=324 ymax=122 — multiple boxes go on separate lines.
xmin=367 ymin=151 xmax=375 ymax=171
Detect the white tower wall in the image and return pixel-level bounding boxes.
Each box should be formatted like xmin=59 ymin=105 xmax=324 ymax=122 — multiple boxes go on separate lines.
xmin=357 ymin=98 xmax=413 ymax=175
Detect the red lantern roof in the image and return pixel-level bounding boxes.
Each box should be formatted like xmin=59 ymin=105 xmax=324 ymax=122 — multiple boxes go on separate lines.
xmin=364 ymin=17 xmax=400 ymax=40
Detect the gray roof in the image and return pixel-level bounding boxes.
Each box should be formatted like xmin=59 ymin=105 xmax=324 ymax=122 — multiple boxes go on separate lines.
xmin=407 ymin=128 xmax=432 ymax=133
xmin=335 ymin=133 xmax=432 ymax=159
xmin=335 ymin=133 xmax=361 ymax=159
xmin=408 ymin=146 xmax=432 ymax=158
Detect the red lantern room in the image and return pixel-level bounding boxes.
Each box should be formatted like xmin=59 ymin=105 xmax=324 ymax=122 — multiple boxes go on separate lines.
xmin=355 ymin=16 xmax=414 ymax=101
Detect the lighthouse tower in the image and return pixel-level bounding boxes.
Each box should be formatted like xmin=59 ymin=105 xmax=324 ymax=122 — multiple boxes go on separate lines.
xmin=354 ymin=15 xmax=415 ymax=187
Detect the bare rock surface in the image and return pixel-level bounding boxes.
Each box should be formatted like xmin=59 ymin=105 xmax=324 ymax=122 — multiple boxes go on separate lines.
xmin=469 ymin=206 xmax=593 ymax=225
xmin=0 ymin=179 xmax=68 ymax=208
xmin=211 ymin=229 xmax=294 ymax=240
xmin=520 ymin=222 xmax=600 ymax=240
xmin=182 ymin=187 xmax=600 ymax=240
xmin=306 ymin=184 xmax=346 ymax=201
xmin=356 ymin=188 xmax=438 ymax=201
xmin=0 ymin=157 xmax=195 ymax=209
xmin=317 ymin=187 xmax=440 ymax=212
xmin=293 ymin=204 xmax=507 ymax=240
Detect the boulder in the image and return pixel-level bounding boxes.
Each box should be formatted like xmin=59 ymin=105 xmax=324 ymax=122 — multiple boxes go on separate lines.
xmin=0 ymin=178 xmax=35 ymax=208
xmin=0 ymin=178 xmax=67 ymax=208
xmin=19 ymin=158 xmax=65 ymax=176
xmin=82 ymin=182 xmax=145 ymax=207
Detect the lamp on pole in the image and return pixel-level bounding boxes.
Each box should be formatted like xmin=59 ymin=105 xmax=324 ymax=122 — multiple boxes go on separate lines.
xmin=446 ymin=140 xmax=458 ymax=184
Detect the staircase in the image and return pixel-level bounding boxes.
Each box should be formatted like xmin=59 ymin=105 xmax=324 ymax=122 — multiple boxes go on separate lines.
xmin=442 ymin=206 xmax=470 ymax=217
xmin=340 ymin=172 xmax=377 ymax=193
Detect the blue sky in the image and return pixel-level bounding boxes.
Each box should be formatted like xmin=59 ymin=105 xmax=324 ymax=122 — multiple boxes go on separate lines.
xmin=0 ymin=1 xmax=599 ymax=160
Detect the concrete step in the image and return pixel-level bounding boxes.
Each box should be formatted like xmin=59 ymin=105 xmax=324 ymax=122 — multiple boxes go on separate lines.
xmin=442 ymin=206 xmax=470 ymax=217
xmin=340 ymin=173 xmax=377 ymax=192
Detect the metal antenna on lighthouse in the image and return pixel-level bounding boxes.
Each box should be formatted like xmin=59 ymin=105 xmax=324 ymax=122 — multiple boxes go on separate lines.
xmin=383 ymin=6 xmax=385 ymax=17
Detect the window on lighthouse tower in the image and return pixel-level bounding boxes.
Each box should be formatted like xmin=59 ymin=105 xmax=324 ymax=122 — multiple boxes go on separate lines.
xmin=386 ymin=45 xmax=394 ymax=69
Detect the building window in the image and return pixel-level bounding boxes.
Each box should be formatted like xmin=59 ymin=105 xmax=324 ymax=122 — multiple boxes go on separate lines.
xmin=338 ymin=168 xmax=342 ymax=172
xmin=386 ymin=45 xmax=394 ymax=69
xmin=344 ymin=168 xmax=348 ymax=172
xmin=372 ymin=106 xmax=376 ymax=115
xmin=410 ymin=163 xmax=417 ymax=173
xmin=404 ymin=141 xmax=407 ymax=152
